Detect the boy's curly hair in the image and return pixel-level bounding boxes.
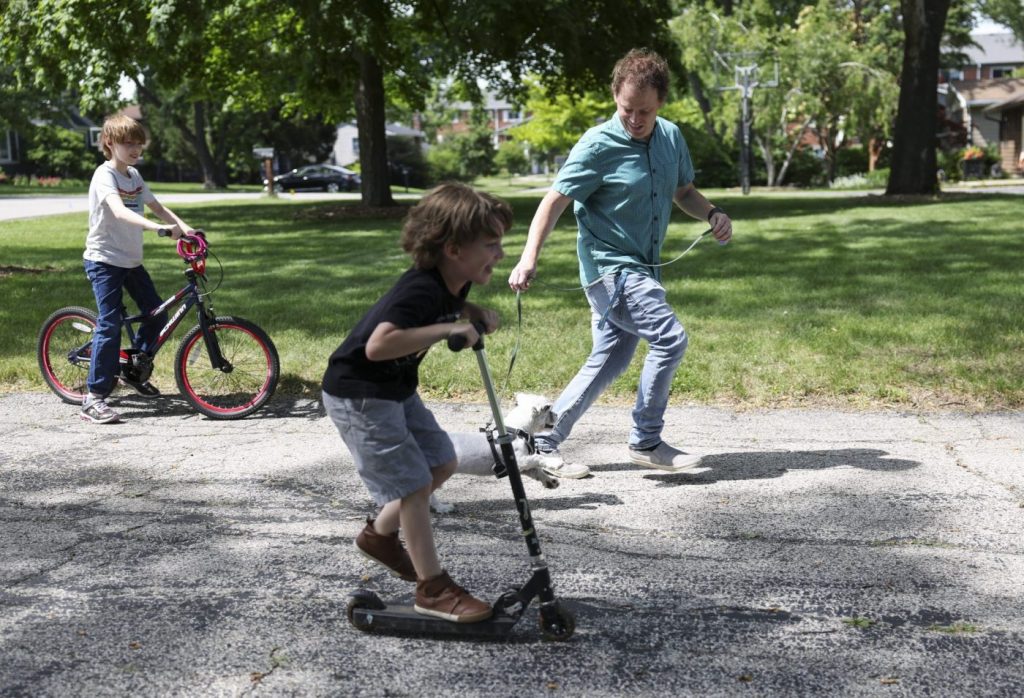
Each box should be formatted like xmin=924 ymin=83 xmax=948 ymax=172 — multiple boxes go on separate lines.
xmin=611 ymin=48 xmax=670 ymax=103
xmin=401 ymin=182 xmax=513 ymax=269
xmin=100 ymin=114 xmax=148 ymax=159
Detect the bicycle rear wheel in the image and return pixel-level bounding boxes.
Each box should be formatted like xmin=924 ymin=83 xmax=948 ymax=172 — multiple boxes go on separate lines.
xmin=38 ymin=306 xmax=97 ymax=404
xmin=175 ymin=315 xmax=279 ymax=419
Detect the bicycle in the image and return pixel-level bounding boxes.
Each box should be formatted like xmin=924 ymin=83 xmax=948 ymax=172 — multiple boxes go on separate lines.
xmin=37 ymin=230 xmax=280 ymax=419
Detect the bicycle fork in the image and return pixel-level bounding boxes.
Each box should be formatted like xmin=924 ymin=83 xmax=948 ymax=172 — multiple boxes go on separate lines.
xmin=193 ymin=304 xmax=231 ymax=374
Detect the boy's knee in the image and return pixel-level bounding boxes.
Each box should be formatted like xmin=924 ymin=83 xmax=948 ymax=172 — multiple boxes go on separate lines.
xmin=432 ymin=459 xmax=457 ymax=487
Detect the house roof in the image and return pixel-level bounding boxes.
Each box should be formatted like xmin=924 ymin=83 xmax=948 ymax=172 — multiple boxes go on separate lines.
xmin=951 ymin=77 xmax=1024 ymax=107
xmin=337 ymin=122 xmax=425 ymax=138
xmin=983 ymin=90 xmax=1024 ymax=113
xmin=963 ymin=32 xmax=1024 ymax=66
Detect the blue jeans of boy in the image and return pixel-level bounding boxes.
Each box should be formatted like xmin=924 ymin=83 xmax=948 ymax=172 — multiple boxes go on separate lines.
xmin=534 ymin=272 xmax=688 ymax=452
xmin=84 ymin=260 xmax=165 ymax=397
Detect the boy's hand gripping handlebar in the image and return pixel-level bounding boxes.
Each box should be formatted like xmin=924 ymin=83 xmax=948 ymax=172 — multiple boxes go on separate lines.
xmin=158 ymin=229 xmax=208 ymax=274
xmin=447 ymin=320 xmax=487 ymax=353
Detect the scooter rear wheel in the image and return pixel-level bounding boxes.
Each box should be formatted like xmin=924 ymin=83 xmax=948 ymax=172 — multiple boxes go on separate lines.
xmin=539 ymin=603 xmax=575 ymax=641
xmin=346 ymin=589 xmax=386 ymax=632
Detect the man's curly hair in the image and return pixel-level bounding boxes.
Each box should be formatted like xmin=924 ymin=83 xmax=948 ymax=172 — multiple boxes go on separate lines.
xmin=401 ymin=182 xmax=513 ymax=269
xmin=611 ymin=48 xmax=670 ymax=103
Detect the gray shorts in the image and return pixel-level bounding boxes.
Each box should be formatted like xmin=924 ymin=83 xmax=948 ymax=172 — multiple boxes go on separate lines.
xmin=322 ymin=390 xmax=456 ymax=506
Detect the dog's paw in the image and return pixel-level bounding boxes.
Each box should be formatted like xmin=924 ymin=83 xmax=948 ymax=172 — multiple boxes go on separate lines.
xmin=541 ymin=476 xmax=560 ymax=490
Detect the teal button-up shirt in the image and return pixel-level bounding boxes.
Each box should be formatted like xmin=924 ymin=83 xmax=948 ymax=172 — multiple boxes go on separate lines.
xmin=553 ymin=114 xmax=694 ymax=285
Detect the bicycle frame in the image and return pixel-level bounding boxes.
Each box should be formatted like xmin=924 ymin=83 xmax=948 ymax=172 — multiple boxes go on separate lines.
xmin=121 ymin=267 xmax=225 ymax=370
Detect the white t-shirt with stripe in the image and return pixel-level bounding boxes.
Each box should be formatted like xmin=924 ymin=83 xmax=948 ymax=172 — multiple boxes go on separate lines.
xmin=84 ymin=162 xmax=155 ymax=268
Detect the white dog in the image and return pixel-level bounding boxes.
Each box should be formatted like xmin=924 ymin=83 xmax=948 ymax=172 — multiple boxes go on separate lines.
xmin=430 ymin=393 xmax=557 ymax=514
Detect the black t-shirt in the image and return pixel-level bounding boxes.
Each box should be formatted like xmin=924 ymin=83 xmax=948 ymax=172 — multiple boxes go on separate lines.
xmin=321 ymin=266 xmax=469 ymax=401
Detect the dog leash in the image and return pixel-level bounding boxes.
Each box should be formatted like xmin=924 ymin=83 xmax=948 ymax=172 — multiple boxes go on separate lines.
xmin=530 ymin=227 xmax=713 ymax=293
xmin=497 ymin=226 xmax=714 ymax=397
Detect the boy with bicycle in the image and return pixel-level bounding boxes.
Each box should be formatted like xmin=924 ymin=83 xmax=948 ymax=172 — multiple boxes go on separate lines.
xmin=321 ymin=182 xmax=509 ymax=623
xmin=82 ymin=114 xmax=195 ymax=424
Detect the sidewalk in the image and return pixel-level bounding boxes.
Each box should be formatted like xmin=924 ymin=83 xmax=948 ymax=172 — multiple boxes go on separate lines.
xmin=1 ymin=391 xmax=1022 ymax=695
xmin=0 ymin=192 xmax=364 ymax=222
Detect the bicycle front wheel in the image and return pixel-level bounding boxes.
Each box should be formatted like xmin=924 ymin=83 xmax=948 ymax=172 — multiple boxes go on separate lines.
xmin=37 ymin=306 xmax=97 ymax=404
xmin=175 ymin=316 xmax=280 ymax=419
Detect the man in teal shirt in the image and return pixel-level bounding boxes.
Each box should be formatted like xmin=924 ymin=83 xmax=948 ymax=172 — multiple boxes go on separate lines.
xmin=508 ymin=48 xmax=733 ymax=476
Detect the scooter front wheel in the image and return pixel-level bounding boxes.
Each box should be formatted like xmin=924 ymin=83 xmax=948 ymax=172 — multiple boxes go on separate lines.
xmin=539 ymin=603 xmax=575 ymax=642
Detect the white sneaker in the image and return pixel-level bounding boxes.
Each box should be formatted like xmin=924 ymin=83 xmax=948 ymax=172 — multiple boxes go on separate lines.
xmin=535 ymin=448 xmax=591 ymax=479
xmin=628 ymin=442 xmax=702 ymax=472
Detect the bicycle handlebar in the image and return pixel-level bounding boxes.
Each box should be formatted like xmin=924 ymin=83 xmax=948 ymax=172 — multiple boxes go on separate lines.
xmin=158 ymin=230 xmax=208 ymax=272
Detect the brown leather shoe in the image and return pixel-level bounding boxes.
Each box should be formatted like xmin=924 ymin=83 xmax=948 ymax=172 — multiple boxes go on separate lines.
xmin=354 ymin=518 xmax=417 ymax=582
xmin=414 ymin=571 xmax=492 ymax=623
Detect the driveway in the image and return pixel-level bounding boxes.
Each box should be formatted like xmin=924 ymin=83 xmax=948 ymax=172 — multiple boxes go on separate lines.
xmin=2 ymin=391 xmax=1022 ymax=695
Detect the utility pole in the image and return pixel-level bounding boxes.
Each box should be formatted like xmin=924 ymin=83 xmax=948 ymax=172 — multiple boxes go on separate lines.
xmin=715 ymin=53 xmax=778 ymax=195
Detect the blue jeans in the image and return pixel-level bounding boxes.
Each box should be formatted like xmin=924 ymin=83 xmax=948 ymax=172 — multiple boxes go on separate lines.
xmin=84 ymin=260 xmax=165 ymax=397
xmin=535 ymin=272 xmax=688 ymax=451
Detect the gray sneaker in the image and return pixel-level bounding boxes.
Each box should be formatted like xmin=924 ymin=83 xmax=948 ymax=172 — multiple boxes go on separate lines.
xmin=629 ymin=442 xmax=702 ymax=472
xmin=81 ymin=396 xmax=121 ymax=424
xmin=535 ymin=448 xmax=591 ymax=479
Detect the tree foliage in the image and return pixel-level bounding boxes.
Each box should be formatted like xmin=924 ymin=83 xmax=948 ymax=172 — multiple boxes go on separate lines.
xmin=509 ymin=78 xmax=612 ymax=170
xmin=978 ymin=0 xmax=1024 ymax=41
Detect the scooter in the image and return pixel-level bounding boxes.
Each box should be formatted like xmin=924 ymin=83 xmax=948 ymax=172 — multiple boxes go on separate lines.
xmin=345 ymin=324 xmax=576 ymax=641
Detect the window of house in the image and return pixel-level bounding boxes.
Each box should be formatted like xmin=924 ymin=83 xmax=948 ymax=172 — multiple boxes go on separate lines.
xmin=352 ymin=137 xmax=359 ymax=155
xmin=506 ymin=110 xmax=521 ymax=121
xmin=991 ymin=66 xmax=1015 ymax=78
xmin=0 ymin=131 xmax=15 ymax=163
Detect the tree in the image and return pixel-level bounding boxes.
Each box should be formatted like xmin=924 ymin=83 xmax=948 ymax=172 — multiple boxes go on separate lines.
xmin=427 ymin=109 xmax=496 ymax=182
xmin=978 ymin=0 xmax=1024 ymax=41
xmin=4 ymin=0 xmax=679 ymax=201
xmin=509 ymin=78 xmax=611 ymax=171
xmin=494 ymin=141 xmax=529 ymax=178
xmin=25 ymin=124 xmax=99 ymax=179
xmin=886 ymin=0 xmax=953 ymax=195
xmin=284 ymin=0 xmax=679 ymax=206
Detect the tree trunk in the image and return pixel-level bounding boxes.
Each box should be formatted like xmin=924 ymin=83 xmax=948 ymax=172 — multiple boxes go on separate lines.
xmin=191 ymin=102 xmax=226 ymax=190
xmin=886 ymin=0 xmax=952 ymax=195
xmin=354 ymin=48 xmax=395 ymax=207
xmin=754 ymin=134 xmax=775 ymax=187
xmin=133 ymin=79 xmax=226 ymax=189
xmin=688 ymin=72 xmax=721 ymax=142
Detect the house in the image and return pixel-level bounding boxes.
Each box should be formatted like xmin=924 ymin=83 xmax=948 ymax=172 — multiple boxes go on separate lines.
xmin=331 ymin=121 xmax=426 ymax=167
xmin=1 ymin=106 xmax=99 ymax=176
xmin=984 ymin=90 xmax=1024 ymax=174
xmin=0 ymin=129 xmax=23 ymax=172
xmin=946 ymin=32 xmax=1024 ymax=81
xmin=940 ymin=29 xmax=1024 ymax=175
xmin=948 ymin=77 xmax=1024 ymax=172
xmin=441 ymin=91 xmax=526 ymax=148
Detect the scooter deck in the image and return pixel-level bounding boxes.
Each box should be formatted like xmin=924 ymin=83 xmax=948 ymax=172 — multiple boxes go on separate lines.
xmin=350 ymin=603 xmax=518 ymax=637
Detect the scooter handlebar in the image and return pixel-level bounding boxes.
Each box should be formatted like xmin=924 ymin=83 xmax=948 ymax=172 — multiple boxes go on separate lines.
xmin=447 ymin=320 xmax=487 ymax=352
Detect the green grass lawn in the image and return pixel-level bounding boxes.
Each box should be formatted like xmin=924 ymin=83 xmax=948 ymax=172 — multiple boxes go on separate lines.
xmin=2 ymin=191 xmax=1022 ymax=410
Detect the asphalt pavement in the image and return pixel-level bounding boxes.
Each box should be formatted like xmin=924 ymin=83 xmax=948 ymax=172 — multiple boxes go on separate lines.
xmin=2 ymin=390 xmax=1022 ymax=696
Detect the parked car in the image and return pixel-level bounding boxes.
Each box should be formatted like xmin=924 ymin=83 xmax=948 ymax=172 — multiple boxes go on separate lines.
xmin=264 ymin=164 xmax=361 ymax=193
